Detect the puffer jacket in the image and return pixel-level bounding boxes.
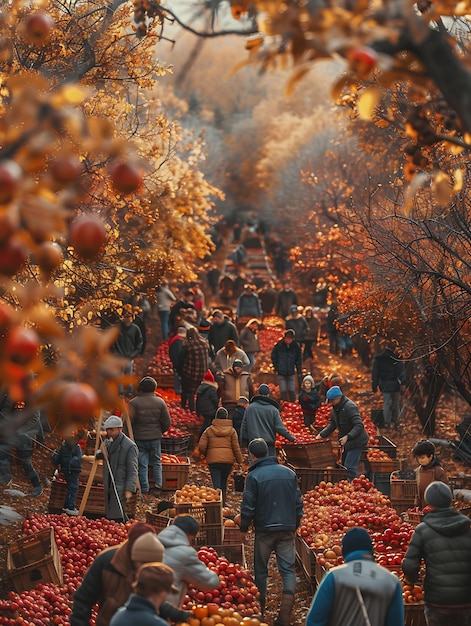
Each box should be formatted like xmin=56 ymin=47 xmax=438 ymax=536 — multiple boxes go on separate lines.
xmin=285 ymin=315 xmax=308 ymax=342
xmin=195 ymin=381 xmax=219 ymax=418
xmin=127 ymin=392 xmax=171 ymax=441
xmin=158 ymin=525 xmax=219 ymax=608
xmin=319 ymin=395 xmax=369 ymax=451
xmin=415 ymin=459 xmax=448 ymax=508
xmin=52 ymin=441 xmax=82 ymax=474
xmin=239 ymin=395 xmax=295 ymax=447
xmin=198 ymin=418 xmax=243 ymax=465
xmin=402 ymin=507 xmax=471 ymax=605
xmin=271 ymin=338 xmax=302 ymax=376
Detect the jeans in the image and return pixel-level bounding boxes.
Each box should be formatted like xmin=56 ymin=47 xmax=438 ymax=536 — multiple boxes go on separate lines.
xmin=277 ymin=374 xmax=296 ymax=401
xmin=0 ymin=435 xmax=40 ymax=488
xmin=342 ymin=446 xmax=363 ymax=481
xmin=208 ymin=463 xmax=232 ymax=504
xmin=382 ymin=391 xmax=401 ymax=427
xmin=425 ymin=603 xmax=471 ymax=626
xmin=119 ymin=359 xmax=134 ymax=396
xmin=159 ymin=310 xmax=170 ymax=340
xmin=253 ymin=530 xmax=296 ymax=606
xmin=246 ymin=353 xmax=255 ymax=371
xmin=136 ymin=439 xmax=162 ymax=492
xmin=64 ymin=472 xmax=80 ymax=509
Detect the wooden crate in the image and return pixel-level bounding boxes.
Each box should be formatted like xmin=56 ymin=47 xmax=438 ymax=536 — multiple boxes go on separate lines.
xmin=145 ymin=509 xmax=171 ymax=532
xmin=7 ymin=528 xmax=63 ymax=592
xmin=223 ymin=526 xmax=245 ymax=545
xmin=156 ymin=373 xmax=174 ymax=389
xmin=175 ymin=495 xmax=223 ymax=525
xmin=295 ymin=534 xmax=317 ymax=584
xmin=368 ymin=458 xmax=401 ymax=474
xmin=390 ymin=471 xmax=417 ymax=501
xmin=282 ymin=440 xmax=336 ymax=468
xmin=48 ymin=479 xmax=137 ymax=519
xmin=161 ymin=435 xmax=192 ymax=455
xmin=405 ymin=602 xmax=426 ymax=626
xmin=287 ymin=464 xmax=348 ymax=494
xmin=194 ymin=524 xmax=223 ymax=546
xmin=80 ymin=457 xmax=104 ymax=484
xmin=390 ymin=498 xmax=415 ymax=515
xmin=159 ymin=458 xmax=190 ymax=491
xmin=362 ymin=435 xmax=397 ymax=461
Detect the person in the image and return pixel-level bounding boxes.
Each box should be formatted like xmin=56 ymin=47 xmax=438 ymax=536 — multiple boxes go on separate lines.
xmin=316 ymin=386 xmax=368 ymax=481
xmin=234 ymin=438 xmax=304 ymax=625
xmin=275 ymin=282 xmax=298 ymax=319
xmin=303 ymin=306 xmax=321 ymax=363
xmin=110 ymin=563 xmax=177 ymax=626
xmin=195 ymin=369 xmax=219 ymax=438
xmin=316 ymin=372 xmax=342 ymax=402
xmin=232 ymin=396 xmax=249 ymax=439
xmin=412 ymin=439 xmax=448 ymax=509
xmin=259 ymin=281 xmax=277 ymax=317
xmin=158 ymin=515 xmax=220 ymax=609
xmin=240 ymin=384 xmax=295 ymax=456
xmin=239 ymin=318 xmax=261 ymax=371
xmin=206 ymin=265 xmax=221 ymax=296
xmin=127 ymin=377 xmax=171 ymax=495
xmin=207 ymin=309 xmax=239 ymax=357
xmin=212 ymin=339 xmax=250 ymax=377
xmin=285 ymin=305 xmax=308 ymax=344
xmin=326 ymin=303 xmax=339 ymax=355
xmin=236 ymin=284 xmax=262 ymax=321
xmin=51 ymin=434 xmax=83 ymax=515
xmin=176 ymin=326 xmax=210 ymax=412
xmin=219 ymin=360 xmax=254 ymax=418
xmin=168 ymin=326 xmax=186 ymax=395
xmin=156 ymin=281 xmax=176 ymax=341
xmin=70 ymin=521 xmax=190 ymax=626
xmin=168 ymin=290 xmax=197 ymax=333
xmin=198 ymin=406 xmax=244 ymax=504
xmin=402 ymin=481 xmax=471 ymax=626
xmin=270 ymin=329 xmax=303 ymax=402
xmin=306 ymin=526 xmax=404 ymax=626
xmin=191 ymin=282 xmax=205 ymax=315
xmin=372 ymin=340 xmax=408 ymax=430
xmin=298 ymin=374 xmax=321 ymax=429
xmin=0 ymin=393 xmax=43 ymax=497
xmin=97 ymin=415 xmax=138 ymax=522
xmin=111 ymin=309 xmax=143 ymax=397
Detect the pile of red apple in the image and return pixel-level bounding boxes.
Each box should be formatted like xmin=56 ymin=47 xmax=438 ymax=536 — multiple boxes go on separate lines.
xmin=147 ymin=340 xmax=173 ymax=375
xmin=183 ymin=546 xmax=261 ymax=616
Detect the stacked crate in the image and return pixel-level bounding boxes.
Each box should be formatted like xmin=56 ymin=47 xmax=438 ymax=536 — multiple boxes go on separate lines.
xmin=174 ymin=492 xmax=223 ymax=546
xmin=390 ymin=470 xmax=417 ymax=514
xmin=7 ymin=529 xmax=63 ymax=592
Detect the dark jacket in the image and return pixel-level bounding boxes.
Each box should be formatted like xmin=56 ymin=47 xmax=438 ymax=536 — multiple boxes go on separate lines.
xmin=275 ymin=289 xmax=298 ymax=318
xmin=298 ymin=388 xmax=322 ymax=417
xmin=259 ymin=287 xmax=277 ymax=315
xmin=372 ymin=348 xmax=407 ymax=393
xmin=110 ymin=595 xmax=169 ymax=626
xmin=195 ymin=381 xmax=219 ymax=418
xmin=112 ymin=322 xmax=143 ymax=359
xmin=207 ymin=318 xmax=239 ymax=355
xmin=236 ymin=293 xmax=262 ymax=319
xmin=168 ymin=335 xmax=185 ymax=369
xmin=239 ymin=327 xmax=260 ymax=354
xmin=271 ymin=338 xmax=303 ymax=377
xmin=319 ymin=396 xmax=369 ymax=451
xmin=402 ymin=507 xmax=471 ymax=606
xmin=232 ymin=405 xmax=246 ymax=438
xmin=239 ymin=456 xmax=303 ymax=532
xmin=127 ymin=392 xmax=171 ymax=441
xmin=285 ymin=316 xmax=308 ymax=342
xmin=240 ymin=395 xmax=295 ymax=447
xmin=52 ymin=441 xmax=82 ymax=475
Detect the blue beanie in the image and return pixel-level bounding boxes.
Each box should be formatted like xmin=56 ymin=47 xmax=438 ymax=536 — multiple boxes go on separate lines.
xmin=258 ymin=384 xmax=270 ymax=396
xmin=326 ymin=385 xmax=343 ymax=402
xmin=342 ymin=527 xmax=373 ymax=557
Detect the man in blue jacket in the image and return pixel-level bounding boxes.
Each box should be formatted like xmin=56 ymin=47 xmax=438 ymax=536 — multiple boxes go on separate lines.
xmin=234 ymin=438 xmax=303 ymax=626
xmin=306 ymin=527 xmax=404 ymax=626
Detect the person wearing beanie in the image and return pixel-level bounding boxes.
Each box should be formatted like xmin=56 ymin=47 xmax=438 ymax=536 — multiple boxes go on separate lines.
xmin=240 ymin=382 xmax=295 ymax=457
xmin=403 ymin=481 xmax=471 ymax=624
xmin=239 ymin=318 xmax=261 ymax=372
xmin=195 ymin=369 xmax=219 ymax=439
xmin=212 ymin=339 xmax=250 ymax=378
xmin=236 ymin=284 xmax=262 ymax=322
xmin=233 ymin=438 xmax=303 ymax=625
xmin=316 ymin=386 xmax=368 ymax=481
xmin=127 ymin=378 xmax=171 ymax=495
xmin=411 ymin=439 xmax=448 ymax=509
xmin=306 ymin=526 xmax=404 ymax=626
xmin=158 ymin=515 xmax=219 ymax=609
xmin=270 ymin=328 xmax=303 ymax=402
xmin=207 ymin=309 xmax=239 ymax=356
xmin=198 ymin=404 xmax=244 ymax=504
xmin=71 ymin=522 xmax=191 ymax=626
xmin=97 ymin=414 xmax=138 ymax=522
xmin=219 ymin=358 xmax=254 ymax=419
xmin=110 ymin=563 xmax=177 ymax=626
xmin=298 ymin=374 xmax=321 ymax=429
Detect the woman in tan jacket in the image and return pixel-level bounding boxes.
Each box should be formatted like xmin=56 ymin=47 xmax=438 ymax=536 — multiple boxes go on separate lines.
xmin=198 ymin=407 xmax=243 ymax=504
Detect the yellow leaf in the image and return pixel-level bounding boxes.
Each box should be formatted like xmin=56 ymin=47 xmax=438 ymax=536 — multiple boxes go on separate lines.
xmin=357 ymin=86 xmax=382 ymax=120
xmin=50 ymin=85 xmax=88 ymax=107
xmin=453 ymin=168 xmax=464 ymax=191
xmin=432 ymin=172 xmax=452 ymax=206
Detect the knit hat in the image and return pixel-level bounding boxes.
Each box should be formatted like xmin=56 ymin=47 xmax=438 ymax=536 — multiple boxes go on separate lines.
xmin=284 ymin=329 xmax=295 ymax=338
xmin=173 ymin=514 xmax=200 ymax=536
xmin=125 ymin=522 xmax=156 ymax=560
xmin=248 ymin=438 xmax=269 ymax=458
xmin=232 ymin=359 xmax=244 ymax=369
xmin=425 ymin=481 xmax=453 ymax=509
xmin=302 ymin=375 xmax=315 ymax=386
xmin=138 ymin=376 xmax=157 ymax=393
xmin=290 ymin=305 xmax=298 ymax=313
xmin=238 ymin=396 xmax=249 ymax=405
xmin=130 ymin=532 xmax=165 ymax=563
xmin=326 ymin=386 xmax=343 ymax=402
xmin=133 ymin=563 xmax=177 ymax=594
xmin=204 ymin=370 xmax=215 ymax=383
xmin=215 ymin=407 xmax=229 ymax=420
xmin=341 ymin=527 xmax=373 ymax=557
xmin=258 ymin=384 xmax=270 ymax=396
xmin=103 ymin=415 xmax=123 ymax=429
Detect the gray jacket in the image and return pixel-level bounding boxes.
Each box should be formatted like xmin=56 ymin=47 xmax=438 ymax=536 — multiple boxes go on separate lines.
xmin=240 ymin=395 xmax=295 ymax=447
xmin=98 ymin=432 xmax=138 ymax=521
xmin=127 ymin=392 xmax=171 ymax=441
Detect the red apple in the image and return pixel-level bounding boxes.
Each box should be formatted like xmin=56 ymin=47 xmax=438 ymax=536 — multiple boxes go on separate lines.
xmin=0 ymin=237 xmax=28 ymax=276
xmin=5 ymin=326 xmax=40 ymax=365
xmin=24 ymin=12 xmax=54 ymax=45
xmin=49 ymin=155 xmax=84 ymax=185
xmin=69 ymin=214 xmax=107 ymax=261
xmin=35 ymin=241 xmax=64 ymax=274
xmin=109 ymin=160 xmax=143 ymax=195
xmin=0 ymin=159 xmax=22 ymax=204
xmin=61 ymin=382 xmax=99 ymax=424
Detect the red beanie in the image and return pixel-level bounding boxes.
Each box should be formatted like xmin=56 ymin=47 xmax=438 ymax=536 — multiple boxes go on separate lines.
xmin=204 ymin=370 xmax=215 ymax=382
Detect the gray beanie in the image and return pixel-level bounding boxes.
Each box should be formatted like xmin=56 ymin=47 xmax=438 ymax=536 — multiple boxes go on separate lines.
xmin=248 ymin=438 xmax=268 ymax=458
xmin=258 ymin=384 xmax=270 ymax=396
xmin=138 ymin=376 xmax=157 ymax=393
xmin=425 ymin=481 xmax=453 ymax=509
xmin=215 ymin=407 xmax=229 ymax=420
xmin=302 ymin=375 xmax=315 ymax=386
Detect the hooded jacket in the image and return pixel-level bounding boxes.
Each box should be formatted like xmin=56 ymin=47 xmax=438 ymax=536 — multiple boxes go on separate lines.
xmin=299 ymin=376 xmax=322 ymax=416
xmin=207 ymin=318 xmax=239 ymax=355
xmin=127 ymin=392 xmax=171 ymax=441
xmin=195 ymin=381 xmax=219 ymax=418
xmin=285 ymin=315 xmax=309 ymax=342
xmin=52 ymin=441 xmax=82 ymax=475
xmin=239 ymin=394 xmax=295 ymax=447
xmin=402 ymin=507 xmax=471 ymax=605
xmin=112 ymin=322 xmax=143 ymax=359
xmin=198 ymin=418 xmax=243 ymax=465
xmin=212 ymin=346 xmax=250 ymax=374
xmin=158 ymin=525 xmax=219 ymax=608
xmin=239 ymin=325 xmax=261 ymax=354
xmin=319 ymin=395 xmax=369 ymax=451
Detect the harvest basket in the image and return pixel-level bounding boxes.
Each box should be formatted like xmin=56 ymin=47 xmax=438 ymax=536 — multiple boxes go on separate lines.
xmin=7 ymin=528 xmax=63 ymax=592
xmin=404 ymin=602 xmax=426 ymax=626
xmin=282 ymin=440 xmax=336 ymax=468
xmin=161 ymin=435 xmax=192 ymax=456
xmin=295 ymin=534 xmax=317 ymax=585
xmin=287 ymin=464 xmax=348 ymax=494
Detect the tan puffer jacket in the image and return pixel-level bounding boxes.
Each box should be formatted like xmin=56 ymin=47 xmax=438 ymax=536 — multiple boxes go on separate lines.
xmin=198 ymin=418 xmax=243 ymax=465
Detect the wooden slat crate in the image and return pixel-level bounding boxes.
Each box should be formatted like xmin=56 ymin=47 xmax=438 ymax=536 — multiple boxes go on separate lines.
xmin=145 ymin=509 xmax=171 ymax=532
xmin=282 ymin=440 xmax=336 ymax=468
xmin=161 ymin=458 xmax=191 ymax=491
xmin=161 ymin=435 xmax=192 ymax=455
xmin=80 ymin=457 xmax=104 ymax=484
xmin=223 ymin=526 xmax=245 ymax=545
xmin=295 ymin=533 xmax=317 ymax=585
xmin=48 ymin=479 xmax=137 ymax=519
xmin=405 ymin=603 xmax=426 ymax=626
xmin=287 ymin=464 xmax=348 ymax=494
xmin=7 ymin=528 xmax=63 ymax=592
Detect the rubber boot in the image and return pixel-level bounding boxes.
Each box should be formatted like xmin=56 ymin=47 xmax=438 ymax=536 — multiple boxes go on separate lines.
xmin=273 ymin=592 xmax=295 ymax=626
